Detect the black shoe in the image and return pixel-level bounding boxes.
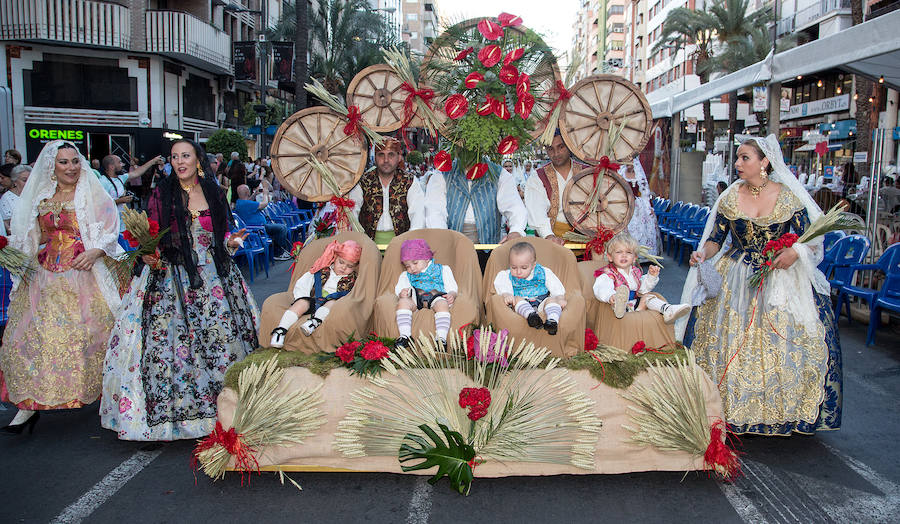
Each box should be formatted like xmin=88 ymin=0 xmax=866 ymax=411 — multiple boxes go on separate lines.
xmin=2 ymin=412 xmax=39 ymax=435
xmin=527 ymin=312 xmax=543 ymax=329
xmin=543 ymin=319 xmax=558 ymax=335
xmin=395 ymin=336 xmax=412 ymax=349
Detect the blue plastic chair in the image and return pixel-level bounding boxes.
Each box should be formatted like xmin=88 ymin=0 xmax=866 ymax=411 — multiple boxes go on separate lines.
xmin=868 ymin=271 xmax=900 ymax=346
xmin=827 ymin=235 xmax=870 ymax=291
xmin=836 ymin=243 xmax=900 ymax=325
xmin=675 ymin=208 xmax=710 ymax=265
xmin=823 ymin=231 xmax=846 ymax=253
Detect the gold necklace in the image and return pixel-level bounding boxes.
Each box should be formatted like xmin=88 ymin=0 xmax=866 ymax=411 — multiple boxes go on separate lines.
xmin=180 ymin=177 xmax=198 ymax=193
xmin=747 ymin=179 xmax=768 ymax=198
xmin=56 ymin=185 xmax=75 ymax=194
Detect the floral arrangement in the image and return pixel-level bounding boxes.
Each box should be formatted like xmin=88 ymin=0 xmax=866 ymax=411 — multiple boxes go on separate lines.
xmin=287 ymin=240 xmax=304 ymax=273
xmin=111 ymin=208 xmax=169 ymax=284
xmin=0 ymin=235 xmax=34 ymax=281
xmin=312 ymin=215 xmax=336 ymax=239
xmin=334 ymin=327 xmax=601 ymax=495
xmin=331 ymin=332 xmax=395 ymax=378
xmin=747 ymin=232 xmax=799 ymax=289
xmin=418 ymin=13 xmax=557 ymax=179
xmin=192 ymin=356 xmax=326 ymax=489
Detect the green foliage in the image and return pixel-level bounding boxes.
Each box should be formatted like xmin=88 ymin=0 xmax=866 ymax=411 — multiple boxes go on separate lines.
xmin=204 ymin=130 xmax=248 ymax=161
xmin=405 ymin=150 xmax=425 ymax=166
xmin=560 ymin=344 xmax=689 ymax=389
xmin=399 ymin=423 xmax=476 ymax=496
xmin=223 ymin=348 xmax=341 ymax=390
xmin=240 ymin=100 xmax=288 ymax=127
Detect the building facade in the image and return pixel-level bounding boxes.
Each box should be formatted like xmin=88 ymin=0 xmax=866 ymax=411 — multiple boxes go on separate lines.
xmin=400 ymin=0 xmax=440 ymax=56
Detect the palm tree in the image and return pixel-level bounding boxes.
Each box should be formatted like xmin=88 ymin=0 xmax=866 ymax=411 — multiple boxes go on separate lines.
xmin=653 ymin=8 xmax=717 ymax=153
xmin=850 ymin=0 xmax=873 ymax=177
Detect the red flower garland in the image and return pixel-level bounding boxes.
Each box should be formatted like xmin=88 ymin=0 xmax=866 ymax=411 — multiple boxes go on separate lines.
xmin=503 ymin=48 xmax=524 ymax=66
xmin=466 ymin=163 xmax=489 ymax=180
xmin=478 ymin=45 xmax=502 ymax=68
xmin=359 ymin=340 xmax=390 ymax=361
xmin=459 ymin=387 xmax=491 ymax=421
xmin=433 ymin=150 xmax=452 ymax=172
xmin=498 ymin=12 xmax=523 ymax=27
xmin=477 ymin=19 xmax=504 ymax=40
xmin=444 ymin=94 xmax=469 ymax=120
xmin=497 ymin=136 xmax=519 ymax=155
xmin=499 ymin=65 xmax=519 ymax=85
xmin=464 ymin=72 xmax=484 ymax=89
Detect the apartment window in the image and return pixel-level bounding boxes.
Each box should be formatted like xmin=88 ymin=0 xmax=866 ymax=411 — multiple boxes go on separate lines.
xmin=610 ymin=23 xmax=624 ymax=33
xmin=611 ymin=40 xmax=624 ymax=51
xmin=608 ymin=5 xmax=624 ymax=16
xmin=25 ymin=55 xmax=137 ymax=111
xmin=409 ymin=32 xmax=418 ymax=40
xmin=183 ymin=74 xmax=215 ymax=122
xmin=406 ymin=13 xmax=418 ymax=21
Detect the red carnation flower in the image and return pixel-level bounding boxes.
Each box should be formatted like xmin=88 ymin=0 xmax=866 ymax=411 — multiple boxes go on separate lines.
xmin=148 ymin=219 xmax=160 ymax=237
xmin=631 ymin=341 xmax=647 ymax=355
xmin=336 ymin=341 xmax=361 ymax=363
xmin=433 ymin=150 xmax=452 ymax=172
xmin=477 ymin=18 xmax=504 ymax=40
xmin=584 ymin=328 xmax=599 ymax=351
xmin=360 ymin=340 xmax=390 ymax=361
xmin=763 ymin=239 xmax=783 ymax=256
xmin=503 ymin=48 xmax=524 ymax=66
xmin=459 ymin=387 xmax=491 ymax=421
xmin=498 ymin=12 xmax=523 ymax=27
xmin=444 ymin=94 xmax=469 ymax=120
xmin=122 ymin=230 xmax=140 ymax=248
xmin=499 ymin=64 xmax=519 ymax=85
xmin=476 ymin=96 xmax=496 ymax=116
xmin=454 ymin=46 xmax=474 ymax=61
xmin=466 ymin=334 xmax=475 ymax=359
xmin=464 ymin=71 xmax=484 ymax=89
xmin=497 ymin=135 xmax=519 ymax=155
xmin=466 ymin=163 xmax=489 ymax=180
xmin=478 ymin=45 xmax=502 ymax=68
xmin=516 ymin=73 xmax=531 ymax=97
xmin=515 ymin=93 xmax=535 ymax=119
xmin=493 ymin=96 xmax=511 ymax=120
xmin=780 ymin=233 xmax=799 ymax=248
xmin=0 ymin=236 xmax=7 ymax=250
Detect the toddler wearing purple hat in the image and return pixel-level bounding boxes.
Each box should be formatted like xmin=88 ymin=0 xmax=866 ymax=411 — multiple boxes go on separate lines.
xmin=395 ymin=238 xmax=458 ymax=347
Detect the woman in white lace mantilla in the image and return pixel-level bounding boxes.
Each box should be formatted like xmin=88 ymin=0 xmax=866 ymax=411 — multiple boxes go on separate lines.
xmin=619 ymin=158 xmax=659 ymax=256
xmin=681 ymin=134 xmax=841 ymax=436
xmin=0 ymin=141 xmax=123 ymax=434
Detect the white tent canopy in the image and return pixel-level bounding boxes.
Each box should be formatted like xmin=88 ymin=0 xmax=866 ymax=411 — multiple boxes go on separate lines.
xmin=650 ymin=11 xmax=900 ymax=118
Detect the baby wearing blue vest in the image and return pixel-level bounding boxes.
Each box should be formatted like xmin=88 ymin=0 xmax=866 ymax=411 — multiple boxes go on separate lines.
xmin=395 ymin=239 xmax=458 ymax=347
xmin=493 ymin=242 xmax=567 ymax=335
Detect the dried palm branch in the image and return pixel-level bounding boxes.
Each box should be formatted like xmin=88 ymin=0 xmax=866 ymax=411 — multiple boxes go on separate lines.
xmin=538 ymin=51 xmax=583 ymax=145
xmin=382 ymin=47 xmax=441 ymax=137
xmin=308 ymin=155 xmax=364 ymax=234
xmin=798 ymin=202 xmax=865 ymax=244
xmin=304 ymin=78 xmax=384 ymax=147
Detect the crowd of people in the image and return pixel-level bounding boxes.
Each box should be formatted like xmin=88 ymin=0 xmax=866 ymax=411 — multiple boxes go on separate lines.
xmin=0 ymin=131 xmax=844 ymax=443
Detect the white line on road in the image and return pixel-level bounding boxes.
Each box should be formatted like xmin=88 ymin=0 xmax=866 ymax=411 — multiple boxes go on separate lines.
xmin=50 ymin=448 xmax=164 ymax=524
xmin=718 ymin=478 xmax=769 ymax=524
xmin=406 ymin=477 xmax=433 ymax=524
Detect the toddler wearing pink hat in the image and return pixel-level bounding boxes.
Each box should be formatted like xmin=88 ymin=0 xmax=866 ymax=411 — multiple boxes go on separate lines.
xmin=270 ymin=239 xmax=362 ymax=348
xmin=395 ymin=238 xmax=458 ymax=347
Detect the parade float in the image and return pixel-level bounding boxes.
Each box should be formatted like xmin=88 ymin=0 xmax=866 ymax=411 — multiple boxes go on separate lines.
xmin=195 ymin=13 xmax=737 ymax=494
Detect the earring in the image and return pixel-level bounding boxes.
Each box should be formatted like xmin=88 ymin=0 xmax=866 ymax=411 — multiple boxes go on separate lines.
xmin=760 ymin=166 xmax=768 ymax=180
xmin=50 ymin=173 xmax=57 ymax=181
xmin=197 ymin=163 xmax=204 ymax=177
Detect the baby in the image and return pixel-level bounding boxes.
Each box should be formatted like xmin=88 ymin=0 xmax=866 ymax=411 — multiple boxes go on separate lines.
xmin=395 ymin=239 xmax=458 ymax=347
xmin=270 ymin=239 xmax=362 ymax=348
xmin=493 ymin=242 xmax=567 ymax=335
xmin=592 ymin=232 xmax=690 ymax=323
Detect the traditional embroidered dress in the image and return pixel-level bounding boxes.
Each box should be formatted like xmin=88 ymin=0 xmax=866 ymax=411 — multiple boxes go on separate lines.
xmin=493 ymin=264 xmax=566 ymax=311
xmin=351 ymin=169 xmax=422 ymax=243
xmin=683 ymin=187 xmax=842 ymax=435
xmin=0 ymin=200 xmax=117 ymax=409
xmin=525 ymin=160 xmax=588 ymax=238
xmin=621 ymin=160 xmax=659 ymax=255
xmin=101 ymin=201 xmax=260 ymax=441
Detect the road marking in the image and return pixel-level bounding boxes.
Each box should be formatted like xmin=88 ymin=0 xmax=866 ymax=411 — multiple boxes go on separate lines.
xmin=406 ymin=477 xmax=433 ymax=524
xmin=50 ymin=448 xmax=164 ymax=524
xmin=717 ymin=477 xmax=769 ymax=524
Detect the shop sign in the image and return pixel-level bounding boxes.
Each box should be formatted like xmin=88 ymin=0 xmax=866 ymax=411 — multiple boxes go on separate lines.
xmin=233 ymin=41 xmax=257 ymax=82
xmin=25 ymin=124 xmax=88 ymax=159
xmin=853 ymin=152 xmax=868 ymax=163
xmin=781 ymin=94 xmax=850 ymax=120
xmin=753 ymin=86 xmax=768 ymax=112
xmin=272 ymin=42 xmax=294 ymax=83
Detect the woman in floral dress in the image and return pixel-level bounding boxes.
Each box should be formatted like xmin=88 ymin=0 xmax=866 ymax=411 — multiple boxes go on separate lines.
xmin=101 ymin=139 xmax=259 ymax=441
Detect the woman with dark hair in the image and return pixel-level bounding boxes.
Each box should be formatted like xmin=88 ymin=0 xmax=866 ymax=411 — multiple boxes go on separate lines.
xmin=682 ymin=135 xmax=841 ymax=436
xmin=100 ymin=139 xmax=260 ymax=441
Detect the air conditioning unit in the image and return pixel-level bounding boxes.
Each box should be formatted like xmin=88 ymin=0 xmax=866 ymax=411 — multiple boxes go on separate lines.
xmin=219 ymin=76 xmax=235 ymax=93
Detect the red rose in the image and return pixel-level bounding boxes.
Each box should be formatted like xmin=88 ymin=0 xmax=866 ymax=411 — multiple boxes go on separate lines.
xmin=780 ymin=233 xmax=799 ymax=248
xmin=459 ymin=387 xmax=491 ymax=421
xmin=515 ymin=93 xmax=535 ymax=119
xmin=468 ymin=407 xmax=488 ymax=421
xmin=477 ymin=19 xmax=504 ymax=40
xmin=476 ymin=96 xmax=496 ymax=116
xmin=497 ymin=135 xmax=519 ymax=155
xmin=444 ymin=94 xmax=469 ymax=120
xmin=122 ymin=230 xmax=140 ymax=248
xmin=498 ymin=12 xmax=523 ymax=27
xmin=148 ymin=219 xmax=160 ymax=237
xmin=763 ymin=239 xmax=783 ymax=256
xmin=503 ymin=48 xmax=524 ymax=66
xmin=360 ymin=340 xmax=390 ymax=361
xmin=478 ymin=45 xmax=502 ymax=68
xmin=290 ymin=241 xmax=304 ymax=257
xmin=584 ymin=328 xmax=599 ymax=351
xmin=0 ymin=236 xmax=7 ymax=250
xmin=466 ymin=334 xmax=475 ymax=359
xmin=493 ymin=97 xmax=511 ymax=120
xmin=499 ymin=65 xmax=519 ymax=85
xmin=466 ymin=163 xmax=489 ymax=180
xmin=454 ymin=46 xmax=474 ymax=61
xmin=433 ymin=150 xmax=452 ymax=172
xmin=631 ymin=341 xmax=646 ymax=355
xmin=516 ymin=73 xmax=531 ymax=97
xmin=464 ymin=72 xmax=484 ymax=89
xmin=336 ymin=341 xmax=361 ymax=363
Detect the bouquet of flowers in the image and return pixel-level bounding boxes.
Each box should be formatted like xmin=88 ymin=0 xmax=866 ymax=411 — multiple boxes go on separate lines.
xmin=331 ymin=332 xmax=395 ymax=378
xmin=0 ymin=235 xmax=34 ymax=281
xmin=112 ymin=208 xmax=169 ymax=282
xmin=415 ymin=13 xmax=557 ymax=179
xmin=747 ymin=203 xmax=863 ymax=289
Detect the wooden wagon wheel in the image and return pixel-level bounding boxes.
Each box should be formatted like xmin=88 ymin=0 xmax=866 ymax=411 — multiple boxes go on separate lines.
xmin=562 ymin=166 xmax=635 ymax=236
xmin=346 ymin=64 xmax=408 ymax=133
xmin=559 ymin=75 xmax=652 ymax=164
xmin=269 ymin=107 xmax=368 ymax=202
xmin=421 ymin=17 xmax=560 ymax=141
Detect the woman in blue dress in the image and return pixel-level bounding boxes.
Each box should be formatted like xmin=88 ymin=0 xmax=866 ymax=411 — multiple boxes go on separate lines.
xmin=681 ymin=134 xmax=841 ymax=436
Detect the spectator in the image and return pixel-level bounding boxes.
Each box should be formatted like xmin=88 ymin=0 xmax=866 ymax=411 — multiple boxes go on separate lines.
xmin=227 ymin=152 xmax=247 ymax=204
xmin=0 ymin=165 xmax=30 ymax=230
xmin=717 ymin=181 xmax=728 ymax=194
xmin=91 ymin=158 xmax=102 ymax=175
xmin=0 ymin=163 xmax=14 ymax=196
xmin=880 ymin=176 xmax=900 ymax=213
xmin=3 ymin=149 xmax=21 ymax=166
xmin=207 ymin=153 xmax=220 ymax=181
xmin=100 ymin=154 xmax=163 ymax=229
xmin=233 ymin=184 xmax=292 ymax=260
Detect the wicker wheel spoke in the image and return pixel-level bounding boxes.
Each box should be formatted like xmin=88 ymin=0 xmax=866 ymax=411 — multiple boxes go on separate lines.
xmin=610 ymin=90 xmax=635 ymax=115
xmin=382 ymin=72 xmax=390 ymax=90
xmin=271 ymin=152 xmax=310 ymax=158
xmin=376 ymin=106 xmax=385 ymax=126
xmin=591 ymin=81 xmax=603 ymax=109
xmin=388 ymin=105 xmax=401 ymax=122
xmin=607 ymin=199 xmax=628 ymax=205
xmin=284 ymin=159 xmax=312 ymax=181
xmin=365 ymin=76 xmax=378 ymax=91
xmin=322 ymin=115 xmax=341 ymax=145
xmin=570 ymin=121 xmax=597 ymax=134
xmin=331 ymin=158 xmax=354 ymax=173
xmin=606 ymin=82 xmax=616 ymax=112
xmin=283 ymin=134 xmax=312 ymax=151
xmin=574 ymin=90 xmax=594 ymax=112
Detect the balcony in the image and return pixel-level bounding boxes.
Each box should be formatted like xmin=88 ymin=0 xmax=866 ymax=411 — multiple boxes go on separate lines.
xmin=777 ymin=0 xmax=851 ymax=36
xmin=145 ymin=10 xmax=231 ymax=74
xmin=0 ymin=0 xmax=131 ymax=49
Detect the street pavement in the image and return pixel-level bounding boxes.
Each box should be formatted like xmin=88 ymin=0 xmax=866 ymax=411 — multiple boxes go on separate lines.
xmin=1 ymin=253 xmax=899 ymax=523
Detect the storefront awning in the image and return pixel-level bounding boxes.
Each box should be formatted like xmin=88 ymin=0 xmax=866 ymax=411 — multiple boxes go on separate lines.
xmin=650 ymin=11 xmax=900 ymax=118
